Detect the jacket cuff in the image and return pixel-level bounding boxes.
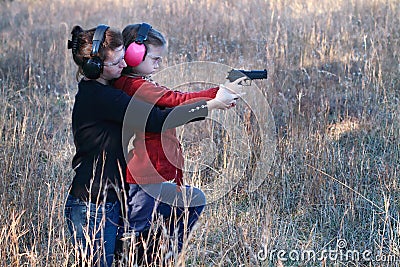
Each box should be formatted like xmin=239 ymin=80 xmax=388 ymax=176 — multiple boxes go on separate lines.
xmin=162 ymin=100 xmax=208 ymax=130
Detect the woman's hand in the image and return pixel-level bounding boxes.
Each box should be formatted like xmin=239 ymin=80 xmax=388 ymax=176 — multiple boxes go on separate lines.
xmin=207 ymin=77 xmax=246 ymax=110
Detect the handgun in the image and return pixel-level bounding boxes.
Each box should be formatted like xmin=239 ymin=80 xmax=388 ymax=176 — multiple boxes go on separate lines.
xmin=226 ymin=69 xmax=268 ymax=85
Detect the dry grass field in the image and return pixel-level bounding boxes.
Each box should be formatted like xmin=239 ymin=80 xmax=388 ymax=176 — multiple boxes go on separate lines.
xmin=0 ymin=0 xmax=399 ymax=266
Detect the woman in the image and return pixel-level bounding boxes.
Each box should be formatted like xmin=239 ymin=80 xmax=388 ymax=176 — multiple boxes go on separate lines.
xmin=64 ymin=24 xmax=243 ymax=266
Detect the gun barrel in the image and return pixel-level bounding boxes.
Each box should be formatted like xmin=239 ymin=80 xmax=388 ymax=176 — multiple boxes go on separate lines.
xmin=239 ymin=69 xmax=268 ymax=80
xmin=226 ymin=69 xmax=268 ymax=83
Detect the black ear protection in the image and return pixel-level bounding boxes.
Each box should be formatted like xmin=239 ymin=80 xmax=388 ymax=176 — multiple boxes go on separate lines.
xmin=124 ymin=23 xmax=152 ymax=67
xmin=82 ymin=24 xmax=110 ymax=79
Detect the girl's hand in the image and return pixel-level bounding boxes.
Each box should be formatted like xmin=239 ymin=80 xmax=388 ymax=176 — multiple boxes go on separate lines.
xmin=207 ymin=77 xmax=246 ymax=110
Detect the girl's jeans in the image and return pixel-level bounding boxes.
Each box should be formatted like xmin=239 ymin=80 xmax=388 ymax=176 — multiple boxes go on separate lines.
xmin=64 ymin=194 xmax=121 ymax=267
xmin=125 ymin=182 xmax=206 ymax=252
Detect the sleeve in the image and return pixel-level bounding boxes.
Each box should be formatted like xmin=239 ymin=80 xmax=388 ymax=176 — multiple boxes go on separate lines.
xmin=128 ymin=78 xmax=219 ymax=107
xmin=124 ymin=98 xmax=209 ymax=133
xmin=95 ymin=85 xmax=209 ymax=133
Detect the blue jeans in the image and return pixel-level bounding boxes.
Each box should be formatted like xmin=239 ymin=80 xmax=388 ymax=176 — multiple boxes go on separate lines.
xmin=125 ymin=183 xmax=206 ymax=252
xmin=64 ymin=194 xmax=121 ymax=267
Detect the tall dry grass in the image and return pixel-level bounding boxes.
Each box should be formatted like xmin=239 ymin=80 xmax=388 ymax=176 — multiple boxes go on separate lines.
xmin=0 ymin=0 xmax=399 ymax=266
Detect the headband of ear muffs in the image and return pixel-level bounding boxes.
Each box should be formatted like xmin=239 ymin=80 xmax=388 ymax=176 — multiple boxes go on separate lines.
xmin=82 ymin=24 xmax=110 ymax=79
xmin=124 ymin=23 xmax=152 ymax=67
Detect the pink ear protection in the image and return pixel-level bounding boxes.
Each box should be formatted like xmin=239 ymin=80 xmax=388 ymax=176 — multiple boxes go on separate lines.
xmin=125 ymin=23 xmax=152 ymax=67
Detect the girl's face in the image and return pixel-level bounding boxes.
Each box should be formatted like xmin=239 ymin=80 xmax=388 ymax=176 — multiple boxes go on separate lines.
xmin=99 ymin=45 xmax=127 ymax=82
xmin=134 ymin=44 xmax=165 ymax=76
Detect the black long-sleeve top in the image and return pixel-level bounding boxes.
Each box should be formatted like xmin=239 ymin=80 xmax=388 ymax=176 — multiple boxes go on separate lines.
xmin=70 ymin=80 xmax=208 ymax=203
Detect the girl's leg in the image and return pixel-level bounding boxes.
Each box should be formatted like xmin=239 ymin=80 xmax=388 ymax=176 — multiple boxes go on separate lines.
xmin=126 ymin=184 xmax=162 ymax=233
xmin=156 ymin=183 xmax=206 ymax=252
xmin=119 ymin=184 xmax=162 ymax=265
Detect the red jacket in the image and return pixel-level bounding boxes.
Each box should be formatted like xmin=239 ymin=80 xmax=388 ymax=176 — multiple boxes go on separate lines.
xmin=113 ymin=75 xmax=218 ymax=185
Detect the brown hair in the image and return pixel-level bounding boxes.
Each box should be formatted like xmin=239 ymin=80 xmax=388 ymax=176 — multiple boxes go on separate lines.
xmin=122 ymin=23 xmax=166 ymax=48
xmin=69 ymin=25 xmax=124 ymax=80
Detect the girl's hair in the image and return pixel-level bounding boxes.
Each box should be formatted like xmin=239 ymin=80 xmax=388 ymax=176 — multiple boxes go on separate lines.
xmin=69 ymin=25 xmax=124 ymax=80
xmin=122 ymin=24 xmax=166 ymax=74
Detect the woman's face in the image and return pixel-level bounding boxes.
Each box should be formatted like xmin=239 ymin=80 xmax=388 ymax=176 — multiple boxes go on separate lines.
xmin=134 ymin=44 xmax=165 ymax=76
xmin=100 ymin=45 xmax=127 ymax=81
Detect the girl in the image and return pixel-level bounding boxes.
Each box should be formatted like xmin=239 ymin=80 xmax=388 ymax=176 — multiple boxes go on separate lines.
xmin=113 ymin=23 xmax=244 ymax=262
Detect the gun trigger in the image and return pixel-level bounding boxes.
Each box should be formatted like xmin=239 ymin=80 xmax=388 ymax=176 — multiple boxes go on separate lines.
xmin=243 ymin=79 xmax=251 ymax=86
